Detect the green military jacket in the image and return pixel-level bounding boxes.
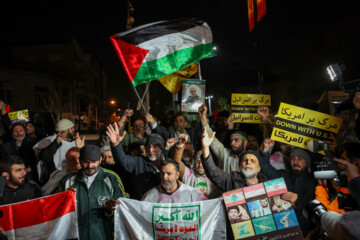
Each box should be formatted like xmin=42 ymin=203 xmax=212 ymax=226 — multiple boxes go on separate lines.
xmin=59 ymin=167 xmax=128 ymax=240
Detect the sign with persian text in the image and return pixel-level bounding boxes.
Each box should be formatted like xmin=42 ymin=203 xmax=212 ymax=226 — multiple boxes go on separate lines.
xmin=8 ymin=109 xmax=30 ymax=123
xmin=271 ymin=102 xmax=342 ymax=151
xmin=231 ymin=94 xmax=271 ymax=123
xmin=223 ymin=178 xmax=303 ymax=240
xmin=114 ymin=198 xmax=226 ymax=240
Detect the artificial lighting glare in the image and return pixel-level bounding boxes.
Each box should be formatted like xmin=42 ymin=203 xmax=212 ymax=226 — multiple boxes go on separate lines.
xmin=326 ymin=63 xmax=344 ymax=82
xmin=213 ymin=46 xmax=217 ymax=51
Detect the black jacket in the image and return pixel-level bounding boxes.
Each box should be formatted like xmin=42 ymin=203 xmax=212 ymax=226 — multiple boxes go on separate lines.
xmin=259 ymin=150 xmax=317 ymax=237
xmin=111 ymin=143 xmax=161 ymax=200
xmin=0 ymin=179 xmax=42 ymax=205
xmin=1 ymin=138 xmax=38 ymax=182
xmin=202 ymin=152 xmax=268 ymax=192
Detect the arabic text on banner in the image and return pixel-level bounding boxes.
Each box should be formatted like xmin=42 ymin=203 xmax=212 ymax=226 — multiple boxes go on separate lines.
xmin=271 ymin=102 xmax=343 ymax=151
xmin=114 ymin=197 xmax=226 ymax=240
xmin=223 ymin=178 xmax=303 ymax=240
xmin=231 ymin=94 xmax=271 ymax=123
xmin=8 ymin=109 xmax=30 ymax=123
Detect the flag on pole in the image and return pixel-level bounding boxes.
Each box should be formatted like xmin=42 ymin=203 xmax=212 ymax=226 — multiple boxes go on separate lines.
xmin=248 ymin=0 xmax=255 ymax=32
xmin=110 ymin=18 xmax=215 ymax=87
xmin=0 ymin=191 xmax=78 ymax=240
xmin=257 ymin=0 xmax=267 ymax=22
xmin=158 ymin=63 xmax=198 ymax=94
xmin=248 ymin=0 xmax=267 ymax=32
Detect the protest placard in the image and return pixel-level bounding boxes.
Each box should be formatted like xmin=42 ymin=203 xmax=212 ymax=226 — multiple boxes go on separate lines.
xmin=231 ymin=94 xmax=271 ymax=123
xmin=8 ymin=109 xmax=30 ymax=123
xmin=115 ymin=198 xmax=226 ymax=240
xmin=223 ymin=178 xmax=303 ymax=240
xmin=271 ymin=102 xmax=343 ymax=151
xmin=181 ymin=79 xmax=205 ymax=112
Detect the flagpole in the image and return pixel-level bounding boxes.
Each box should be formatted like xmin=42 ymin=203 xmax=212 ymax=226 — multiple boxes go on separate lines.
xmin=253 ymin=0 xmax=263 ymax=94
xmin=132 ymin=86 xmax=148 ymax=115
xmin=141 ymin=81 xmax=151 ymax=102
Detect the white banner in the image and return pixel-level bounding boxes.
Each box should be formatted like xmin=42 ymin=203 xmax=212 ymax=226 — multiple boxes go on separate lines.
xmin=115 ymin=198 xmax=226 ymax=240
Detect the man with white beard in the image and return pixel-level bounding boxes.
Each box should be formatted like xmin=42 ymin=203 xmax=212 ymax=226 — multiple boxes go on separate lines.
xmin=200 ymin=127 xmax=268 ymax=192
xmin=106 ymin=123 xmax=166 ymax=200
xmin=1 ymin=122 xmax=38 ymax=183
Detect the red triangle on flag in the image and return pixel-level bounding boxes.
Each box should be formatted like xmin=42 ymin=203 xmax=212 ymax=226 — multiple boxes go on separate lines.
xmin=110 ymin=37 xmax=149 ymax=84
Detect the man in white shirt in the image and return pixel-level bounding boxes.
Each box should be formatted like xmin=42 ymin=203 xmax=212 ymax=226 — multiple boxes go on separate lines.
xmin=141 ymin=159 xmax=207 ymax=203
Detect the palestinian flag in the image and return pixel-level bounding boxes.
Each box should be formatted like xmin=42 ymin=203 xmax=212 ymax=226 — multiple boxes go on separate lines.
xmin=110 ymin=18 xmax=215 ymax=87
xmin=0 ymin=191 xmax=78 ymax=240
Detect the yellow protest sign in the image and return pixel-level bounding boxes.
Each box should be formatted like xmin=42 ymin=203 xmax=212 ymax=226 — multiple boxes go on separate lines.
xmin=231 ymin=94 xmax=271 ymax=123
xmin=271 ymin=103 xmax=343 ymax=151
xmin=8 ymin=109 xmax=30 ymax=123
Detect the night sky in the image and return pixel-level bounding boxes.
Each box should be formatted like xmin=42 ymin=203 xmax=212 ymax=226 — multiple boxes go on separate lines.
xmin=2 ymin=0 xmax=360 ymax=110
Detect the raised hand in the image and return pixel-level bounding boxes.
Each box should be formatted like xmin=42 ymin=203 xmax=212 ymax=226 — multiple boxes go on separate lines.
xmin=262 ymin=138 xmax=275 ymax=153
xmin=257 ymin=106 xmax=269 ymax=122
xmin=165 ymin=138 xmax=177 ymax=150
xmin=145 ymin=113 xmax=155 ymax=125
xmin=75 ymin=132 xmax=86 ymax=148
xmin=177 ymin=134 xmax=189 ymax=148
xmin=198 ymin=104 xmax=208 ymax=126
xmin=124 ymin=109 xmax=133 ymax=117
xmin=227 ymin=114 xmax=234 ymax=130
xmin=106 ymin=123 xmax=126 ymax=146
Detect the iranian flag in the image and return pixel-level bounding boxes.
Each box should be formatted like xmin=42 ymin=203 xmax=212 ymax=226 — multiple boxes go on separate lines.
xmin=0 ymin=191 xmax=78 ymax=240
xmin=110 ymin=18 xmax=215 ymax=87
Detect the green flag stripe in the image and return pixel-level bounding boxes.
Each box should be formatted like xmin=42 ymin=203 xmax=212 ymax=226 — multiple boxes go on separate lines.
xmin=132 ymin=43 xmax=214 ymax=86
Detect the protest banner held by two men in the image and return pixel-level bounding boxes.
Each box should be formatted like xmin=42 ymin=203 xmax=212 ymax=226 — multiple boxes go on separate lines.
xmin=231 ymin=93 xmax=271 ymax=123
xmin=223 ymin=178 xmax=303 ymax=240
xmin=114 ymin=198 xmax=226 ymax=239
xmin=271 ymin=102 xmax=343 ymax=152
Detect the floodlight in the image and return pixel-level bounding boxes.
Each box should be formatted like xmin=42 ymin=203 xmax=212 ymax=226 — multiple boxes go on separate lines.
xmin=326 ymin=63 xmax=344 ymax=81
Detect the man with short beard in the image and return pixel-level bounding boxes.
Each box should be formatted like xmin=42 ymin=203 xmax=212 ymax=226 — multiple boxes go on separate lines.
xmin=59 ymin=145 xmax=128 ymax=240
xmin=199 ymin=104 xmax=248 ymax=174
xmin=260 ymin=139 xmax=316 ymax=237
xmin=106 ymin=123 xmax=166 ymax=200
xmin=0 ymin=155 xmax=42 ymax=205
xmin=141 ymin=159 xmax=207 ymax=203
xmin=1 ymin=122 xmax=39 ymax=182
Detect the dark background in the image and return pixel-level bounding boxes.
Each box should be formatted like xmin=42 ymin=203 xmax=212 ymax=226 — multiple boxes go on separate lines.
xmin=1 ymin=0 xmax=360 ymax=111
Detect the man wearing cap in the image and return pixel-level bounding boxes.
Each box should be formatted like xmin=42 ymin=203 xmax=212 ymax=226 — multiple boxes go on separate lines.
xmin=33 ymin=119 xmax=84 ymax=185
xmin=58 ymin=144 xmax=128 ymax=240
xmin=106 ymin=123 xmax=166 ymax=200
xmin=1 ymin=122 xmax=39 ymax=182
xmin=260 ymin=139 xmax=317 ymax=237
xmin=199 ymin=104 xmax=248 ymax=174
xmin=201 ymin=127 xmax=268 ymax=192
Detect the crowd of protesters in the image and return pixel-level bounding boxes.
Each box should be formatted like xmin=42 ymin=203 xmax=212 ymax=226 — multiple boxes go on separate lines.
xmin=0 ymin=90 xmax=360 ymax=240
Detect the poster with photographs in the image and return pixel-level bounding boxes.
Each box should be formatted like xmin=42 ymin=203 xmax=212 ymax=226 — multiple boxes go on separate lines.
xmin=222 ymin=178 xmax=303 ymax=240
xmin=181 ymin=79 xmax=205 ymax=112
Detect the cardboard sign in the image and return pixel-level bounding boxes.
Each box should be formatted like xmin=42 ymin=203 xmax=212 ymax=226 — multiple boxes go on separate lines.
xmin=8 ymin=109 xmax=30 ymax=123
xmin=181 ymin=79 xmax=205 ymax=112
xmin=223 ymin=178 xmax=303 ymax=240
xmin=271 ymin=103 xmax=343 ymax=151
xmin=231 ymin=94 xmax=271 ymax=123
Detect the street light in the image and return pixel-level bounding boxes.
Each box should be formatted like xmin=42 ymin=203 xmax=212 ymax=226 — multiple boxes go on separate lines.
xmin=205 ymin=95 xmax=213 ymax=116
xmin=110 ymin=100 xmax=116 ymax=105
